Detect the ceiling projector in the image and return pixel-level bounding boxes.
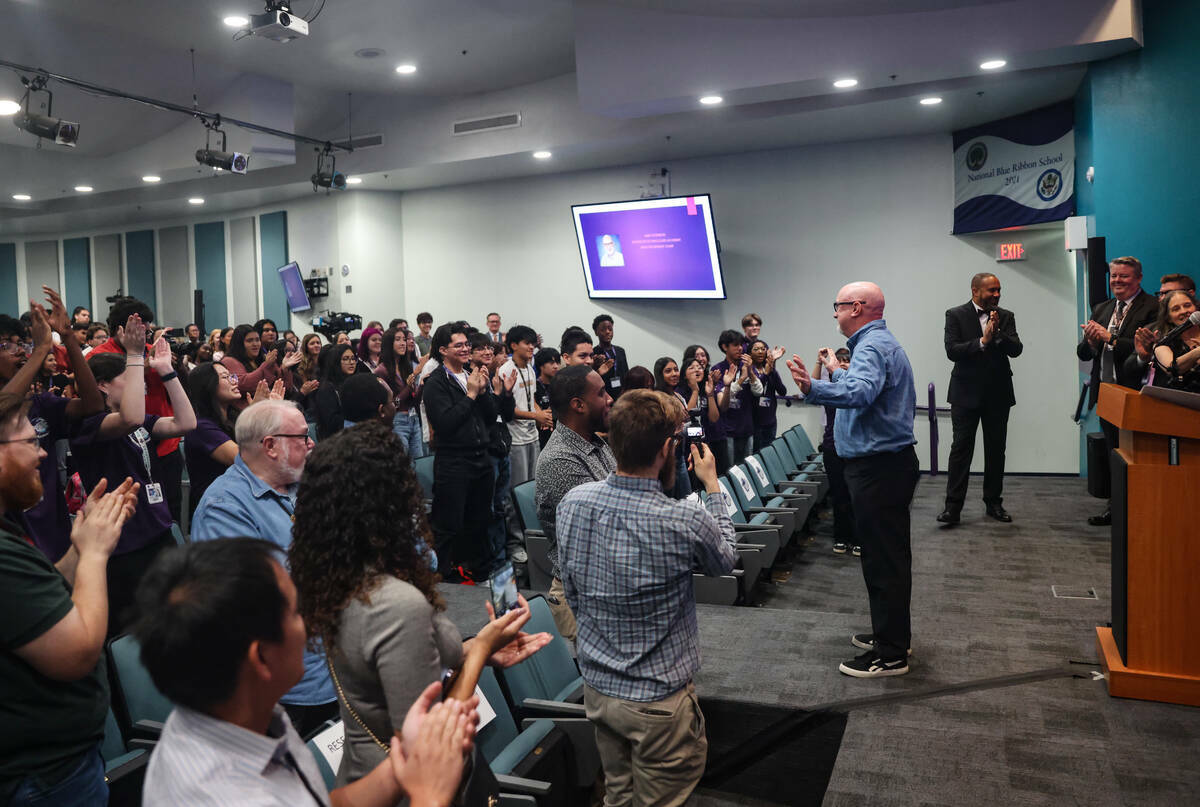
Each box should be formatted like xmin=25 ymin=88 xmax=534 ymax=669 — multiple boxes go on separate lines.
xmin=250 ymin=9 xmax=308 ymax=42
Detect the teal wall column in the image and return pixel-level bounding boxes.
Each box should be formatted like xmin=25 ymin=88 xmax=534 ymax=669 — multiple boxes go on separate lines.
xmin=63 ymin=237 xmax=91 ymax=313
xmin=0 ymin=244 xmax=17 ymax=317
xmin=194 ymin=222 xmax=229 ymax=328
xmin=259 ymin=211 xmax=290 ymax=326
xmin=125 ymin=230 xmax=157 ymax=311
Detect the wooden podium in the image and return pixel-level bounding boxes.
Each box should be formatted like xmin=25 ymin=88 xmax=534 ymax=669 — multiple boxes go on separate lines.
xmin=1095 ymin=383 xmax=1200 ymax=707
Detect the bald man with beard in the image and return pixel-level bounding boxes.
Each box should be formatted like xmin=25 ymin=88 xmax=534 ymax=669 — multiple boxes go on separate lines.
xmin=787 ymin=282 xmax=919 ymax=679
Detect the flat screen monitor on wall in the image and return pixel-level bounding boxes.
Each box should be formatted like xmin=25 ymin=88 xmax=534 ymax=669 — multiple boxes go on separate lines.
xmin=277 ymin=261 xmax=311 ymax=313
xmin=571 ymin=194 xmax=726 ymax=299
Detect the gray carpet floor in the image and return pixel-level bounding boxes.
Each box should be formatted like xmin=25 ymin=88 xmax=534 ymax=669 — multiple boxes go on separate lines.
xmin=440 ymin=475 xmax=1200 ymax=806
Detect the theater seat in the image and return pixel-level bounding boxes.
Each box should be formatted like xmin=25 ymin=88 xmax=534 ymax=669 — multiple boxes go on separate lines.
xmin=712 ymin=480 xmax=784 ymax=562
xmin=743 ymin=454 xmax=815 ymax=523
xmin=499 ymin=596 xmax=584 ymax=718
xmin=761 ymin=446 xmax=825 ymax=504
xmin=107 ymin=634 xmax=173 ymax=742
xmin=784 ymin=427 xmax=825 ymax=469
xmin=476 ymin=666 xmax=598 ymax=806
xmin=511 ymin=480 xmax=552 ymax=591
xmin=725 ymin=464 xmax=799 ymax=538
xmin=102 ymin=707 xmax=149 ymax=807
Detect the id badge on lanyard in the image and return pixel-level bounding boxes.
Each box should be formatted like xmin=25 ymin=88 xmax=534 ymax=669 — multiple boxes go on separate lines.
xmin=131 ymin=426 xmax=164 ymax=504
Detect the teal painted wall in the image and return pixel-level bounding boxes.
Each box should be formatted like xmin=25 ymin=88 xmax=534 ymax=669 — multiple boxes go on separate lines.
xmin=63 ymin=237 xmax=91 ymax=313
xmin=1072 ymin=0 xmax=1198 ymax=473
xmin=0 ymin=244 xmax=17 ymax=317
xmin=259 ymin=211 xmax=290 ymax=326
xmin=125 ymin=230 xmax=157 ymax=310
xmin=194 ymin=222 xmax=228 ymax=326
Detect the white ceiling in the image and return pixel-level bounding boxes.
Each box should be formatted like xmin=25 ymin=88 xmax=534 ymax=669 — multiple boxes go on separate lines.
xmin=0 ymin=0 xmax=1140 ymax=236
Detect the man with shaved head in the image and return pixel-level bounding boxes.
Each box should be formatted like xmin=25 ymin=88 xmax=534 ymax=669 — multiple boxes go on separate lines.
xmin=787 ymin=281 xmax=918 ymax=678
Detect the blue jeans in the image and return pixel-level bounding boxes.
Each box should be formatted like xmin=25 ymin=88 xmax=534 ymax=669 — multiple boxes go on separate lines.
xmin=10 ymin=745 xmax=106 ymax=807
xmin=672 ymin=452 xmax=691 ymax=499
xmin=392 ymin=410 xmax=426 ymax=458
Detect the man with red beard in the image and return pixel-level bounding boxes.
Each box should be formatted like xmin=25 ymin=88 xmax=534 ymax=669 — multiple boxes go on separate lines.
xmin=0 ymin=389 xmax=139 ymax=805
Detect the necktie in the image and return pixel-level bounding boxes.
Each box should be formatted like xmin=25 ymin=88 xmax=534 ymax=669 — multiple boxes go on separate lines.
xmin=1113 ymin=300 xmax=1128 ymax=332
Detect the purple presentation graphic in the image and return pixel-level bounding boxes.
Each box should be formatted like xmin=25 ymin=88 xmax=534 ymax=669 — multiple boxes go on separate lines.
xmin=572 ymin=195 xmax=725 ymax=299
xmin=277 ymin=262 xmax=312 ymax=312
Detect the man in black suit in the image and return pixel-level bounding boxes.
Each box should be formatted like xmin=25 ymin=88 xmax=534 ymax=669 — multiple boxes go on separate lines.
xmin=938 ymin=273 xmax=1023 ymax=525
xmin=1077 ymin=256 xmax=1158 ymax=526
xmin=592 ymin=314 xmax=629 ymax=400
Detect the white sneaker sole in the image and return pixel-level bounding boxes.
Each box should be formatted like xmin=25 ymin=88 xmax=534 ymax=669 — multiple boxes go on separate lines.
xmin=838 ymin=661 xmax=909 ymax=678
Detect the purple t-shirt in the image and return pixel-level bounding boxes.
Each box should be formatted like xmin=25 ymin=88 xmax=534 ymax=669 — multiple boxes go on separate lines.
xmin=184 ymin=418 xmax=234 ymax=505
xmin=712 ymin=360 xmax=754 ymax=439
xmin=70 ymin=413 xmax=172 ymax=555
xmin=750 ymin=367 xmax=788 ymax=431
xmin=24 ymin=393 xmax=72 ymax=562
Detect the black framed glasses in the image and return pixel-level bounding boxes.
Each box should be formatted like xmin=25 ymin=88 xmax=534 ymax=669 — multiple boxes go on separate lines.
xmin=832 ymin=300 xmax=865 ymax=311
xmin=264 ymin=433 xmax=313 ymax=443
xmin=0 ymin=436 xmax=40 ymax=447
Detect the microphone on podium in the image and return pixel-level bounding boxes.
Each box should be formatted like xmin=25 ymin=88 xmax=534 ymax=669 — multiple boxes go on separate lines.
xmin=1154 ymin=310 xmax=1200 ymax=347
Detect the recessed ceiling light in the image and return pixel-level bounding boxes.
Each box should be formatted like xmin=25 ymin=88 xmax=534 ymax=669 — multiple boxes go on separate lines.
xmin=532 ymin=150 xmax=552 ymax=160
xmin=920 ymin=96 xmax=943 ymax=105
xmin=12 ymin=194 xmax=31 ymax=201
xmin=833 ymin=78 xmax=858 ymax=89
xmin=223 ymin=15 xmax=249 ymax=27
xmin=345 ymin=176 xmax=363 ymax=184
xmin=395 ymin=64 xmax=417 ymax=75
xmin=0 ymin=99 xmax=20 ymax=116
xmin=699 ymin=95 xmax=723 ymax=105
xmin=142 ymin=175 xmax=161 ymax=183
xmin=980 ymin=59 xmax=1007 ymax=70
xmin=74 ymin=185 xmax=94 ymax=193
xmin=188 ymin=197 xmax=205 ymax=205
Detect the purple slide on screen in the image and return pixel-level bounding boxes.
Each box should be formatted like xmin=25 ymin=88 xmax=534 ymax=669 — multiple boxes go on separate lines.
xmin=572 ymin=194 xmax=725 ymax=299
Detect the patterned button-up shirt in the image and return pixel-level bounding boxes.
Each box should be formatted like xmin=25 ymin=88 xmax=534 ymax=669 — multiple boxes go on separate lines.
xmin=534 ymin=422 xmax=617 ymax=580
xmin=558 ymin=473 xmax=737 ymax=702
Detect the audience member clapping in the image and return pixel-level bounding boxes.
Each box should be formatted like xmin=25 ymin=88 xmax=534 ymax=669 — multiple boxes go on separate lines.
xmin=289 ymin=421 xmax=550 ymax=785
xmin=224 ymin=323 xmax=299 ymax=396
xmin=135 ymin=537 xmax=474 ymax=807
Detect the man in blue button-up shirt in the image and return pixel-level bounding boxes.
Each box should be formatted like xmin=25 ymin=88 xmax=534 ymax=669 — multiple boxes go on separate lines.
xmin=788 ymin=281 xmax=920 ymax=679
xmin=191 ymin=400 xmax=338 ymax=734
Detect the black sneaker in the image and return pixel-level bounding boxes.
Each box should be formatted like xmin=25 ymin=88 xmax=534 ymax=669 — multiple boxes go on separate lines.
xmin=839 ymin=649 xmax=909 ymax=678
xmin=851 ymin=545 xmax=861 ymax=557
xmin=833 ymin=542 xmax=849 ymax=554
xmin=851 ymin=634 xmax=913 ymax=655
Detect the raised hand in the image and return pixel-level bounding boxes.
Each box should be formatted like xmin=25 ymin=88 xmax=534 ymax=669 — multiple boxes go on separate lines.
xmin=118 ymin=314 xmax=146 ymax=355
xmin=388 ymin=700 xmax=470 ymax=807
xmin=300 ymin=379 xmax=320 ymax=395
xmin=281 ymin=349 xmax=302 ymax=370
xmin=251 ymin=380 xmax=271 ymax=404
xmin=502 ymin=368 xmax=518 ymax=393
xmin=71 ymin=477 xmax=140 ymax=560
xmin=466 ymin=365 xmax=487 ymax=397
xmin=818 ymin=347 xmax=840 ymax=375
xmin=786 ymin=354 xmax=812 ymax=395
xmin=706 ymin=368 xmax=719 ymax=395
xmin=769 ymin=345 xmax=786 ymax=362
xmin=722 ymin=364 xmax=737 ymax=386
xmin=1133 ymin=326 xmax=1157 ymax=360
xmin=398 ymin=681 xmax=478 ymax=755
xmin=29 ymin=302 xmax=53 ymax=350
xmin=982 ymin=311 xmax=998 ymax=345
xmin=42 ymin=286 xmax=72 ymax=336
xmin=269 ymin=379 xmax=286 ymax=400
xmin=148 ymin=336 xmax=174 ymax=376
xmin=480 ymin=595 xmax=552 ymax=668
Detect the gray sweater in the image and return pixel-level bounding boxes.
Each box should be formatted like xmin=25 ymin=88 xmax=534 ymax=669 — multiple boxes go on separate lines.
xmin=332 ymin=576 xmax=463 ymax=786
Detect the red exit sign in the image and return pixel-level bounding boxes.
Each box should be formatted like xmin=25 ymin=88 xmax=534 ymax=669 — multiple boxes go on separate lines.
xmin=995 ymin=242 xmax=1026 ymax=261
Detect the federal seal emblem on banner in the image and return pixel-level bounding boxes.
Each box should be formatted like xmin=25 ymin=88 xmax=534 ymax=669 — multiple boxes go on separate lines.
xmin=1036 ymin=168 xmax=1063 ymax=201
xmin=965 ymin=141 xmax=988 ymax=171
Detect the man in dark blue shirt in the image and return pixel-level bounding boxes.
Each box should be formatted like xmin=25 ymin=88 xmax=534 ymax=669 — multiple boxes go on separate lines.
xmin=788 ymin=281 xmax=919 ymax=678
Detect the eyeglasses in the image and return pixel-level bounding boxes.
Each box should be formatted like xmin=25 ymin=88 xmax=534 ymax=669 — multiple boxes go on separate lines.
xmin=1 ymin=343 xmax=24 ymax=355
xmin=832 ymin=300 xmax=865 ymax=311
xmin=225 ymin=373 xmax=239 ymax=385
xmin=264 ymin=433 xmax=313 ymax=443
xmin=0 ymin=435 xmax=39 ymax=447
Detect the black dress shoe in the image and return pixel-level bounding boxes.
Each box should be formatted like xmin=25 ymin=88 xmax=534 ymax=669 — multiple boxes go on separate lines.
xmin=936 ymin=509 xmax=960 ymax=524
xmin=985 ymin=505 xmax=1012 ymax=522
xmin=1088 ymin=509 xmax=1112 ymax=526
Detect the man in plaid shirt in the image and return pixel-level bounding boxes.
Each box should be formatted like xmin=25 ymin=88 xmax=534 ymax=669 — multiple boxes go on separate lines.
xmin=558 ymin=389 xmax=737 ymax=807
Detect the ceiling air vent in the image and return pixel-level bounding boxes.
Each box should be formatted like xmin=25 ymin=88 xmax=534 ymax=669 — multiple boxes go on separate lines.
xmin=332 ymin=133 xmax=385 ymax=151
xmin=453 ymin=112 xmax=522 ymax=136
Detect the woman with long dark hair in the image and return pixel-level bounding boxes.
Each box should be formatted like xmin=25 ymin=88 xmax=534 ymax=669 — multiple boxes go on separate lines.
xmin=653 ymin=356 xmax=693 ymax=499
xmin=374 ymin=326 xmax=424 ymax=456
xmin=748 ymin=338 xmax=789 ymax=451
xmin=1152 ymin=290 xmax=1200 ymax=391
xmin=182 ymin=362 xmax=240 ymax=507
xmin=221 ymin=323 xmax=300 ymax=396
xmin=289 ymin=421 xmax=550 ymax=786
xmin=314 ymin=343 xmax=368 ymax=439
xmin=681 ymin=344 xmax=721 ymax=435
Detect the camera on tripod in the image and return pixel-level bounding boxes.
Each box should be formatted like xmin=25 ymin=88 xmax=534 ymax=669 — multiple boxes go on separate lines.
xmin=311 ymin=311 xmax=362 ymax=340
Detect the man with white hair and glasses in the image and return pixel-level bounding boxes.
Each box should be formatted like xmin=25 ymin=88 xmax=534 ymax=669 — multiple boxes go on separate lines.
xmin=191 ymin=399 xmax=338 ymax=737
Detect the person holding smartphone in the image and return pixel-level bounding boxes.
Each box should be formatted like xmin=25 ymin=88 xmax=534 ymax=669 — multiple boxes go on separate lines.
xmin=289 ymin=421 xmax=551 ymax=786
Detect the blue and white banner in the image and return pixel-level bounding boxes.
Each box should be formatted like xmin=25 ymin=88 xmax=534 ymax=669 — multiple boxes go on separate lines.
xmin=952 ymin=102 xmax=1074 ymax=234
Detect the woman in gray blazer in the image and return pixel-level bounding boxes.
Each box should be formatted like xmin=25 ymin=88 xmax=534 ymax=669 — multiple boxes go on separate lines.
xmin=290 ymin=420 xmax=551 ymax=785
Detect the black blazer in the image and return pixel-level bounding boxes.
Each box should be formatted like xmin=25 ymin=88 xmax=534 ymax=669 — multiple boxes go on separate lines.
xmin=422 ymin=366 xmax=498 ymax=457
xmin=944 ymin=302 xmax=1023 ymax=409
xmin=1076 ymin=291 xmax=1158 ymax=408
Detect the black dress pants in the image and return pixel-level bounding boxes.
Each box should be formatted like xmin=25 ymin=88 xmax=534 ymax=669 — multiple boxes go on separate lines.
xmin=107 ymin=530 xmax=175 ymax=637
xmin=150 ymin=446 xmax=185 ymax=525
xmin=822 ymin=444 xmax=856 ymax=544
xmin=944 ymin=402 xmax=1011 ymax=511
xmin=431 ymin=451 xmax=495 ymax=578
xmin=842 ymin=446 xmax=920 ymax=661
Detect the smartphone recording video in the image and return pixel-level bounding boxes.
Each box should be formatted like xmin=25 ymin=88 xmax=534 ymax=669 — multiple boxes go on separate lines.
xmin=489 ymin=563 xmax=520 ymax=617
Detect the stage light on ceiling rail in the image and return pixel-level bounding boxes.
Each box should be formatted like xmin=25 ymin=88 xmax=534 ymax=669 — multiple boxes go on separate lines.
xmin=15 ymin=109 xmax=80 ymax=146
xmin=196 ymin=148 xmax=249 ymax=173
